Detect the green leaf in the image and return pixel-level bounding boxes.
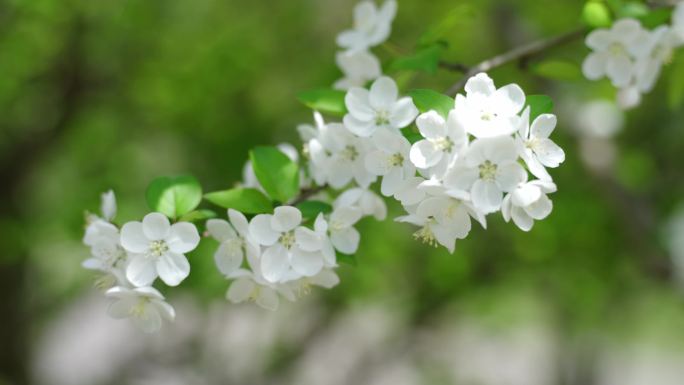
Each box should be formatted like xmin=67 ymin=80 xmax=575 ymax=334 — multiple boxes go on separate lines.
xmin=389 ymin=44 xmax=444 ymax=74
xmin=668 ymin=52 xmax=684 ymax=110
xmin=179 ymin=209 xmax=218 ymax=223
xmin=582 ymin=1 xmax=612 ymax=28
xmin=617 ymin=1 xmax=649 ymax=19
xmin=532 ymin=60 xmax=583 ymax=81
xmin=204 ymin=187 xmax=273 ymax=214
xmin=408 ymin=89 xmax=454 ymax=118
xmin=639 ymin=7 xmax=673 ymax=29
xmin=249 ymin=146 xmax=300 ymax=203
xmin=296 ymin=200 xmax=332 ymax=220
xmin=297 ymin=89 xmax=347 ymax=116
xmin=525 ymin=95 xmax=554 ymax=121
xmin=401 ymin=127 xmax=423 ymax=144
xmin=146 ymin=175 xmax=203 ymax=219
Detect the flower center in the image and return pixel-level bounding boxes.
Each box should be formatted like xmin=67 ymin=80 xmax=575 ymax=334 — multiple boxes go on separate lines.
xmin=375 ymin=110 xmax=390 ymax=125
xmin=608 ymin=43 xmax=626 ymax=56
xmin=129 ymin=298 xmax=150 ymax=318
xmin=296 ymin=279 xmax=313 ymax=297
xmin=279 ymin=231 xmax=296 ymax=249
xmin=413 ymin=219 xmax=438 ymax=247
xmin=389 ymin=152 xmax=404 ymax=167
xmin=478 ymin=160 xmax=497 ymax=181
xmin=340 ymin=145 xmax=359 ymax=161
xmin=148 ymin=240 xmax=168 ymax=258
xmin=525 ymin=138 xmax=539 ymax=151
xmin=480 ymin=109 xmax=498 ymax=121
xmin=434 ymin=136 xmax=454 ymax=152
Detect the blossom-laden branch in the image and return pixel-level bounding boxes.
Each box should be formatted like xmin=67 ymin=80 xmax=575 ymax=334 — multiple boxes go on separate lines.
xmin=441 ymin=28 xmax=587 ymax=95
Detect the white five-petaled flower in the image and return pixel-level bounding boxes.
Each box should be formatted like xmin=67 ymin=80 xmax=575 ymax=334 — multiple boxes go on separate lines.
xmin=410 ymin=110 xmax=468 ymax=176
xmin=502 ymin=180 xmax=556 ymax=231
xmin=396 ymin=196 xmax=476 ymax=253
xmin=334 ymin=49 xmax=382 ymax=90
xmin=106 ymin=286 xmax=175 ymax=333
xmin=632 ymin=25 xmax=680 ymax=93
xmin=516 ymin=108 xmax=565 ymax=181
xmin=445 ymin=136 xmax=527 ymax=214
xmin=336 ymin=0 xmax=397 ymax=51
xmin=249 ymin=206 xmax=325 ymax=283
xmin=333 ymin=187 xmax=387 ymax=220
xmin=365 ymin=128 xmax=416 ymax=196
xmin=120 ymin=212 xmax=200 ymax=287
xmin=207 ymin=209 xmax=259 ymax=277
xmin=308 ymin=120 xmax=376 ymax=189
xmin=343 ymin=76 xmax=418 ymax=137
xmin=582 ymin=18 xmax=650 ymax=88
xmin=454 ymin=73 xmax=526 ymax=138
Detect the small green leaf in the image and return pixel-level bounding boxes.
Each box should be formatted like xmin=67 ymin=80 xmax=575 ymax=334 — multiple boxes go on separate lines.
xmin=296 ymin=200 xmax=332 ymax=220
xmin=146 ymin=175 xmax=202 ymax=219
xmin=525 ymin=95 xmax=554 ymax=121
xmin=532 ymin=60 xmax=583 ymax=81
xmin=204 ymin=187 xmax=273 ymax=214
xmin=401 ymin=127 xmax=423 ymax=144
xmin=582 ymin=1 xmax=613 ymax=28
xmin=389 ymin=44 xmax=444 ymax=74
xmin=408 ymin=89 xmax=454 ymax=118
xmin=297 ymin=89 xmax=347 ymax=116
xmin=617 ymin=1 xmax=649 ymax=19
xmin=250 ymin=146 xmax=300 ymax=203
xmin=179 ymin=209 xmax=218 ymax=223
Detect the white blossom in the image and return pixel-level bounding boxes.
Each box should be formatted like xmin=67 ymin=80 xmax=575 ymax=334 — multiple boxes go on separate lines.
xmin=334 ymin=49 xmax=382 ymax=90
xmin=327 ymin=207 xmax=363 ymax=254
xmin=308 ymin=120 xmax=376 ymax=189
xmin=365 ymin=128 xmax=416 ymax=196
xmin=105 ymin=286 xmax=175 ymax=333
xmin=454 ymin=73 xmax=525 ymax=138
xmin=516 ymin=108 xmax=565 ymax=181
xmin=632 ymin=25 xmax=680 ymax=93
xmin=336 ymin=0 xmax=397 ymax=51
xmin=120 ymin=212 xmax=200 ymax=287
xmin=207 ymin=209 xmax=260 ymax=277
xmin=673 ymin=2 xmax=684 ymax=42
xmin=100 ymin=190 xmax=117 ymax=222
xmin=333 ymin=187 xmax=387 ymax=220
xmin=249 ymin=206 xmax=326 ymax=282
xmin=502 ymin=180 xmax=556 ymax=231
xmin=343 ymin=76 xmax=418 ymax=137
xmin=444 ymin=136 xmax=526 ymax=214
xmin=409 ymin=110 xmax=468 ymax=176
xmin=582 ymin=18 xmax=650 ymax=88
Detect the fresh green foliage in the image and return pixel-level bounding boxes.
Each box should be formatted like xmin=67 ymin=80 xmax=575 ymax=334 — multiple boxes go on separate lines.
xmin=532 ymin=60 xmax=583 ymax=81
xmin=389 ymin=44 xmax=444 ymax=74
xmin=296 ymin=200 xmax=333 ymax=220
xmin=582 ymin=1 xmax=613 ymax=28
xmin=179 ymin=209 xmax=218 ymax=223
xmin=669 ymin=52 xmax=684 ymax=110
xmin=336 ymin=251 xmax=358 ymax=266
xmin=408 ymin=89 xmax=454 ymax=118
xmin=204 ymin=187 xmax=273 ymax=214
xmin=401 ymin=127 xmax=423 ymax=144
xmin=297 ymin=89 xmax=347 ymax=116
xmin=146 ymin=176 xmax=203 ymax=219
xmin=525 ymin=95 xmax=554 ymax=120
xmin=249 ymin=146 xmax=300 ymax=203
xmin=639 ymin=7 xmax=673 ymax=29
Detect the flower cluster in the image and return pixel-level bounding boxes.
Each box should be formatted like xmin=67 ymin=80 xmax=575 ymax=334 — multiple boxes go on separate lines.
xmin=582 ymin=11 xmax=684 ymax=109
xmin=82 ymin=191 xmax=200 ymax=332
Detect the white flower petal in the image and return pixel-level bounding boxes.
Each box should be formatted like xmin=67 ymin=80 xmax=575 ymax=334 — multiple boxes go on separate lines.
xmin=260 ymin=244 xmax=289 ymax=283
xmin=226 ymin=278 xmax=255 ymax=303
xmin=228 ymin=209 xmax=250 ymax=237
xmin=120 ymin=222 xmax=149 ymax=253
xmin=415 ymin=110 xmax=446 ymax=139
xmin=249 ymin=214 xmax=279 ymax=246
xmin=471 ymin=179 xmax=502 ymax=214
xmin=126 ymin=255 xmax=157 ymax=287
xmin=530 ymin=114 xmax=557 ymax=139
xmin=345 ymin=87 xmax=374 ymax=120
xmin=290 ymin=248 xmax=324 ymax=277
xmin=156 ymin=252 xmax=190 ymax=286
xmin=582 ymin=52 xmax=607 ymax=80
xmin=389 ymin=97 xmax=419 ymax=129
xmin=206 ymin=219 xmax=236 ymax=242
xmin=465 ymin=73 xmax=495 ymax=96
xmin=271 ymin=206 xmax=302 ymax=232
xmin=369 ymin=76 xmax=398 ymax=110
xmin=295 ymin=226 xmax=322 ymax=252
xmin=142 ymin=212 xmax=171 ymax=241
xmin=214 ymin=242 xmax=244 ymax=276
xmin=491 ymin=84 xmax=525 ymax=116
xmin=166 ymin=222 xmax=200 ymax=254
xmin=534 ymin=139 xmax=565 ymax=167
xmin=310 ymin=270 xmax=340 ymax=289
xmin=256 ymin=287 xmax=280 ymax=311
xmin=331 ymin=227 xmax=360 ymax=254
xmin=410 ymin=140 xmax=442 ymax=169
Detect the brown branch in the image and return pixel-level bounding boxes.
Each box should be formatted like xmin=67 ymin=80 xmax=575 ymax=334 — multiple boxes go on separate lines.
xmin=443 ymin=27 xmax=587 ymax=96
xmin=290 ymin=184 xmax=328 ymax=206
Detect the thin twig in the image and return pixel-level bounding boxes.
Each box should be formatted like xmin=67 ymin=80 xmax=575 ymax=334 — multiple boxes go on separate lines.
xmin=290 ymin=184 xmax=328 ymax=205
xmin=443 ymin=27 xmax=587 ymax=96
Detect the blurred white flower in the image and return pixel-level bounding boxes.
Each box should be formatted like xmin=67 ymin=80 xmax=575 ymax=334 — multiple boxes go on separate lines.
xmin=502 ymin=180 xmax=556 ymax=231
xmin=343 ymin=76 xmax=418 ymax=137
xmin=573 ymin=100 xmax=624 ymax=138
xmin=333 ymin=187 xmax=387 ymax=220
xmin=100 ymin=190 xmax=117 ymax=222
xmin=336 ymin=0 xmax=397 ymax=51
xmin=454 ymin=72 xmax=525 ymax=138
xmin=106 ymin=286 xmax=175 ymax=333
xmin=207 ymin=209 xmax=260 ymax=277
xmin=334 ymin=49 xmax=382 ymax=90
xmin=365 ymin=128 xmax=416 ymax=196
xmin=120 ymin=213 xmax=200 ymax=287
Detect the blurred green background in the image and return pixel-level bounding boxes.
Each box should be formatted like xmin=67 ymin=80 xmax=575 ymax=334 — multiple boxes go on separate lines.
xmin=2 ymin=0 xmax=684 ymax=384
